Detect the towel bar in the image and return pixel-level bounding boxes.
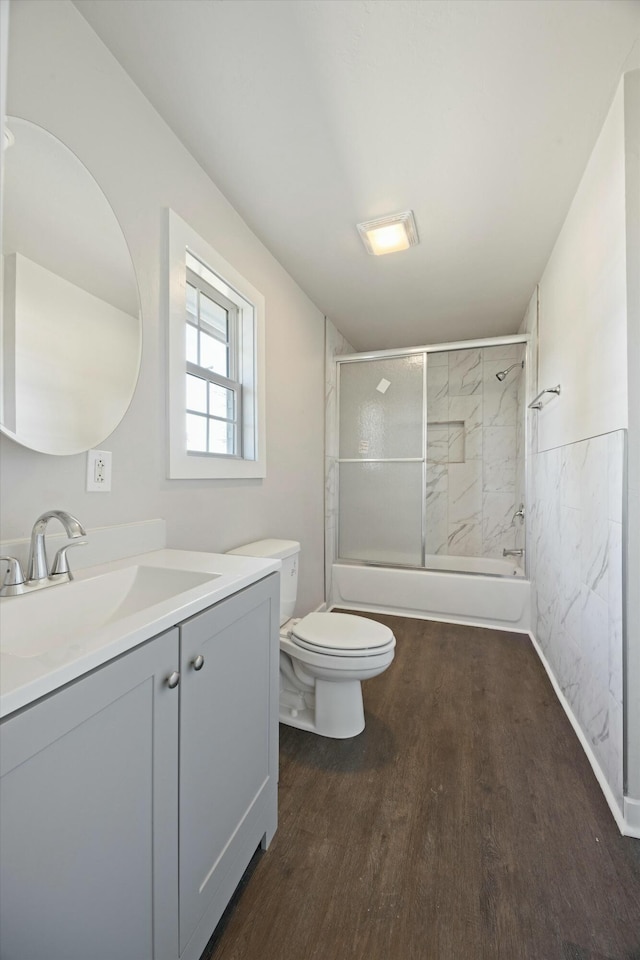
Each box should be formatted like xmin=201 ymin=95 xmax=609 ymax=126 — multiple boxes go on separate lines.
xmin=528 ymin=385 xmax=561 ymax=410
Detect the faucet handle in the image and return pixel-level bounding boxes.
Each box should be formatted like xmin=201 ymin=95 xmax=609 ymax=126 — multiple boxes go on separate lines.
xmin=0 ymin=557 xmax=26 ymax=597
xmin=50 ymin=540 xmax=88 ymax=581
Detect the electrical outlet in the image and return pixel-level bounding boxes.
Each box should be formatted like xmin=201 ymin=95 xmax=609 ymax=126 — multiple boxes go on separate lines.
xmin=86 ymin=449 xmax=112 ymax=492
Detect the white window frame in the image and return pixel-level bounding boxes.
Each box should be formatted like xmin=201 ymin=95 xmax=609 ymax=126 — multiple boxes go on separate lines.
xmin=166 ymin=210 xmax=266 ymax=479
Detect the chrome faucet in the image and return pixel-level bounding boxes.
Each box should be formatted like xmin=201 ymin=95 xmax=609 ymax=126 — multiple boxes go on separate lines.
xmin=27 ymin=510 xmax=87 ymax=584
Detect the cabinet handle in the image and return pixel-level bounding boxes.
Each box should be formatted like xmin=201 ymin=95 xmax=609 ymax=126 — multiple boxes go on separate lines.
xmin=166 ymin=671 xmax=180 ymax=689
xmin=192 ymin=654 xmax=205 ymax=671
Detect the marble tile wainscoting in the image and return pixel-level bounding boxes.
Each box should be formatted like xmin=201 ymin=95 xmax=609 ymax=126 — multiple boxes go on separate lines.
xmin=529 ymin=430 xmax=625 ymax=810
xmin=426 ymin=343 xmax=527 ymax=560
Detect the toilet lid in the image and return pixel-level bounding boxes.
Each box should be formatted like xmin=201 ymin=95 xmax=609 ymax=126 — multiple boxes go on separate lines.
xmin=291 ymin=612 xmax=395 ymax=656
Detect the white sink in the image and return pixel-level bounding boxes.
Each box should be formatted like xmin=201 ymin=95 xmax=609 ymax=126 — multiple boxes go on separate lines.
xmin=1 ymin=565 xmax=219 ymax=658
xmin=0 ymin=547 xmax=280 ymax=719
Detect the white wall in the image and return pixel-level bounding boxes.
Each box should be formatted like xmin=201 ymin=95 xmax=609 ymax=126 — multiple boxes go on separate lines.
xmin=529 ymin=70 xmax=640 ymax=827
xmin=0 ymin=0 xmax=327 ymax=616
xmin=537 ymin=81 xmax=627 ymax=451
xmin=623 ymin=69 xmax=640 ymax=805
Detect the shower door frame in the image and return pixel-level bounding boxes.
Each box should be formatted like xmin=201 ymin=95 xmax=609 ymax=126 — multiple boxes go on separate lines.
xmin=334 ymin=332 xmax=532 ymax=578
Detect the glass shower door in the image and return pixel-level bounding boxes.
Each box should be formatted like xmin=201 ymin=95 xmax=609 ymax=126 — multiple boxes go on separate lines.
xmin=337 ymin=354 xmax=425 ymax=566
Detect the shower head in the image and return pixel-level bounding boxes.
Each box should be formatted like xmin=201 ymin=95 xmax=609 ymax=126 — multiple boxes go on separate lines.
xmin=496 ymin=361 xmax=524 ymax=382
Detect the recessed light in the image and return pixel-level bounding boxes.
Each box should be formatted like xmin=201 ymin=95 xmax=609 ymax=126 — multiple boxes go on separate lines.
xmin=357 ymin=210 xmax=419 ymax=256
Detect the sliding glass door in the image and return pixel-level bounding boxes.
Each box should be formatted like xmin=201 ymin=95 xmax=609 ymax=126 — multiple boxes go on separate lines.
xmin=335 ymin=340 xmax=527 ymax=573
xmin=337 ymin=354 xmax=425 ymax=566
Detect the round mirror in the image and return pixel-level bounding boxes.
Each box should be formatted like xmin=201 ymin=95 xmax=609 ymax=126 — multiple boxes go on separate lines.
xmin=1 ymin=117 xmax=141 ymax=455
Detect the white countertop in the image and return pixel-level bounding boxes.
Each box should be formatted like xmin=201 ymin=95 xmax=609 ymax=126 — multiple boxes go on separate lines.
xmin=0 ymin=549 xmax=279 ymax=719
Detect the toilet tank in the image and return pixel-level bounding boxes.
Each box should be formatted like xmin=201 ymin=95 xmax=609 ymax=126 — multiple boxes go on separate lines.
xmin=226 ymin=539 xmax=300 ymax=625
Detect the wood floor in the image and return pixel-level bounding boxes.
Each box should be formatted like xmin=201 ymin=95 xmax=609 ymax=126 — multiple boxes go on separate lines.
xmin=201 ymin=614 xmax=640 ymax=960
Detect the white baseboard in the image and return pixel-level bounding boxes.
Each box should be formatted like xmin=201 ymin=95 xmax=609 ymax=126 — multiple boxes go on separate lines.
xmin=527 ymin=631 xmax=636 ymax=837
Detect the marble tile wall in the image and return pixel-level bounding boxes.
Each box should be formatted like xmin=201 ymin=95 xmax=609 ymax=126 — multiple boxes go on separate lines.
xmin=529 ymin=430 xmax=625 ymax=807
xmin=426 ymin=343 xmax=526 ymax=559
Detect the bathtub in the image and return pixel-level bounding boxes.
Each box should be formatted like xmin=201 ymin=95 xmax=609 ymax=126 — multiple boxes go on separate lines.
xmin=330 ymin=558 xmax=530 ymax=632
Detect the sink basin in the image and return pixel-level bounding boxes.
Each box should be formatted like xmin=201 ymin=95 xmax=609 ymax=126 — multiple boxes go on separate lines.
xmin=0 ymin=565 xmax=219 ymax=658
xmin=0 ymin=546 xmax=280 ymax=720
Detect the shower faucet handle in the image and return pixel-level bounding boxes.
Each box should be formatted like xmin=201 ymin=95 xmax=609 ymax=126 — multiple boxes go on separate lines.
xmin=511 ymin=504 xmax=525 ymax=524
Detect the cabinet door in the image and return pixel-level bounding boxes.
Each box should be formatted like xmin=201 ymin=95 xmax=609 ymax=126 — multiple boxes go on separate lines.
xmin=0 ymin=629 xmax=180 ymax=960
xmin=179 ymin=574 xmax=279 ymax=955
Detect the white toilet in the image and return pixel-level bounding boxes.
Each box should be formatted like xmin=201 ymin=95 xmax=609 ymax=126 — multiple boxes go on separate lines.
xmin=226 ymin=540 xmax=395 ymax=739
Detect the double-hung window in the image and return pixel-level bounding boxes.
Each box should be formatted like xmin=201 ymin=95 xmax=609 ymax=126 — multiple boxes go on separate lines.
xmin=185 ymin=256 xmax=241 ymax=457
xmin=167 ymin=210 xmax=266 ymax=479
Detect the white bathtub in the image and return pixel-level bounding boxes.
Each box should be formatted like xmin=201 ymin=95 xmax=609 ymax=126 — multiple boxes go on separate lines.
xmin=330 ymin=559 xmax=531 ymax=632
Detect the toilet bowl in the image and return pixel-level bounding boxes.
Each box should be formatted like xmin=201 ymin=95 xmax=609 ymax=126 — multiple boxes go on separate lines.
xmin=226 ymin=540 xmax=395 ymax=738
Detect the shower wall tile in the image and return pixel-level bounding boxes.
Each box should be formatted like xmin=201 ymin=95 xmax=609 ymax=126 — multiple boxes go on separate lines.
xmin=426 ymin=464 xmax=448 ymax=555
xmin=426 ymin=366 xmax=449 ymax=420
xmin=482 ymin=492 xmax=517 ymax=558
xmin=449 ymin=395 xmax=483 ymax=459
xmin=607 ymin=520 xmax=623 ymax=704
xmin=427 ymin=347 xmax=524 ymax=562
xmin=448 ymin=460 xmax=482 ymax=525
xmin=529 ymin=428 xmax=625 ymax=809
xmin=426 ymin=425 xmax=449 ymax=463
xmin=484 ymin=425 xmax=517 ymax=463
xmin=578 ymin=436 xmax=609 ymax=601
xmin=581 ymin=588 xmax=610 ymax=685
xmin=447 ymin=521 xmax=482 ymax=557
xmin=447 ymin=422 xmax=465 ymax=463
xmin=559 ymin=440 xmax=585 ymax=511
xmin=483 ymin=459 xmax=516 ymax=492
xmin=558 ymin=505 xmax=582 ymax=629
xmin=448 ymin=348 xmax=482 ymax=396
xmin=482 ymin=360 xmax=520 ymax=427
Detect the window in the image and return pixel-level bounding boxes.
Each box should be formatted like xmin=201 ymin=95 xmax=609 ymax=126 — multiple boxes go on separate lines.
xmin=167 ymin=211 xmax=266 ymax=479
xmin=185 ymin=258 xmax=241 ymax=457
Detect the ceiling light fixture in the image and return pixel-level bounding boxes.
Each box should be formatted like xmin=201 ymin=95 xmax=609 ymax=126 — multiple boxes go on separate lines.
xmin=357 ymin=210 xmax=419 ymax=256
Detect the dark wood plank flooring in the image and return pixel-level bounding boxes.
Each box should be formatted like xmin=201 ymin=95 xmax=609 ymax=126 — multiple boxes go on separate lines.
xmin=202 ymin=614 xmax=640 ymax=960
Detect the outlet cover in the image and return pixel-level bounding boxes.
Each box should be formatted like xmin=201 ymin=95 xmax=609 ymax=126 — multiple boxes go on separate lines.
xmin=86 ymin=449 xmax=112 ymax=492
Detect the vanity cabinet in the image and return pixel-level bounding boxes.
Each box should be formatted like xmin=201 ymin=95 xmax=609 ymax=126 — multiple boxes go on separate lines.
xmin=178 ymin=576 xmax=279 ymax=960
xmin=0 ymin=627 xmax=180 ymax=960
xmin=0 ymin=573 xmax=279 ymax=960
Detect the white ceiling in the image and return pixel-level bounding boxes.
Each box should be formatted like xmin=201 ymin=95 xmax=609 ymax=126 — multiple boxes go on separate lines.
xmin=74 ymin=0 xmax=640 ymax=350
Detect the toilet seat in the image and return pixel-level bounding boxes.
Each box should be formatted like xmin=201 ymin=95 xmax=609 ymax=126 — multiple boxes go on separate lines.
xmin=290 ymin=612 xmax=395 ymax=658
